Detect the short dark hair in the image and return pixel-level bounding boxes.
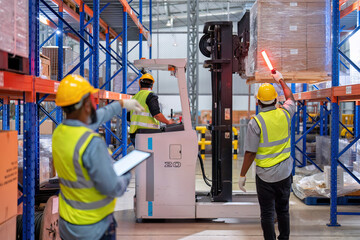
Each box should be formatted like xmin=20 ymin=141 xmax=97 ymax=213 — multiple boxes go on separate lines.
xmin=140 ymin=79 xmax=153 ymax=88
xmin=259 ymin=99 xmax=277 ymax=109
xmin=62 ymin=95 xmax=90 ymax=115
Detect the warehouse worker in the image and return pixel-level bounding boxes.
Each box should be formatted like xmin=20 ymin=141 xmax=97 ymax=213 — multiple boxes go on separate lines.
xmin=52 ymin=75 xmax=144 ymax=240
xmin=239 ymin=71 xmax=295 ymax=240
xmin=128 ymin=73 xmax=174 ymax=146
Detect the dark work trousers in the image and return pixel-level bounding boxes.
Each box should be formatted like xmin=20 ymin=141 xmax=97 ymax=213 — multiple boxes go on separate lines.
xmin=130 ymin=135 xmax=136 ymax=147
xmin=256 ymin=174 xmax=292 ymax=240
xmin=99 ymin=217 xmax=117 ymax=240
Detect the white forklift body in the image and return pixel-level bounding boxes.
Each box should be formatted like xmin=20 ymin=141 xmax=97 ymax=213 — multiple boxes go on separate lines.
xmin=133 ymin=58 xmax=259 ymax=220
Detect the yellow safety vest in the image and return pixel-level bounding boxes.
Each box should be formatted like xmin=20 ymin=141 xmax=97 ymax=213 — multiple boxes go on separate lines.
xmin=253 ymin=108 xmax=291 ymax=168
xmin=129 ymin=90 xmax=160 ymax=134
xmin=52 ymin=124 xmax=116 ymax=225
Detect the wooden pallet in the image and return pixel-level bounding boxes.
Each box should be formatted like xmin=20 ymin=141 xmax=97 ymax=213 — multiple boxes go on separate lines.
xmin=0 ymin=50 xmax=29 ymax=74
xmin=299 ymin=195 xmax=360 ymax=206
xmin=246 ymin=71 xmax=331 ymax=84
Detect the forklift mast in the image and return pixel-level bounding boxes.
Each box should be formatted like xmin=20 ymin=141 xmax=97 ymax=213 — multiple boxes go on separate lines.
xmin=199 ymin=12 xmax=250 ymax=202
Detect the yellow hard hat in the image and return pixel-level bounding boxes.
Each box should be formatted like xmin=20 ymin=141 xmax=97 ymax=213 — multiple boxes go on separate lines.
xmin=55 ymin=75 xmax=98 ymax=107
xmin=257 ymin=83 xmax=278 ymax=103
xmin=139 ymin=73 xmax=155 ymax=86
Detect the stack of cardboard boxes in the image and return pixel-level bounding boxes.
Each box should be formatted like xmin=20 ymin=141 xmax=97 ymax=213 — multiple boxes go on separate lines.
xmin=246 ymin=0 xmax=331 ymax=83
xmin=0 ymin=131 xmax=18 ymax=239
xmin=0 ymin=0 xmax=28 ymax=58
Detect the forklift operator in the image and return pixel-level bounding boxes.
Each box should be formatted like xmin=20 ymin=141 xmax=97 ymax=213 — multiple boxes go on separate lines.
xmin=239 ymin=71 xmax=295 ymax=240
xmin=128 ymin=73 xmax=174 ymax=146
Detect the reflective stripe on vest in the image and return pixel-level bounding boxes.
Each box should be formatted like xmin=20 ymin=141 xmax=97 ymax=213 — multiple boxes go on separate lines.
xmin=129 ymin=90 xmax=160 ymax=134
xmin=52 ymin=124 xmax=116 ymax=225
xmin=254 ymin=108 xmax=291 ymax=168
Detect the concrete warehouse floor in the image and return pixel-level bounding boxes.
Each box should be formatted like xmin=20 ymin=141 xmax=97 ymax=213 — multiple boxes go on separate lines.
xmin=113 ymin=157 xmax=360 ymax=239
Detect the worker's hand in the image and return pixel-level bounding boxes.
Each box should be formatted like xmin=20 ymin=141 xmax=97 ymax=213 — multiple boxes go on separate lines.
xmin=121 ymin=99 xmax=145 ymax=113
xmin=167 ymin=119 xmax=175 ymax=125
xmin=238 ymin=176 xmax=247 ymax=192
xmin=271 ymin=70 xmax=284 ymax=84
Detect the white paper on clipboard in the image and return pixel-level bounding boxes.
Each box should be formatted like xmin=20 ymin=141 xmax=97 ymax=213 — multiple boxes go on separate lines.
xmin=113 ymin=150 xmax=151 ymax=176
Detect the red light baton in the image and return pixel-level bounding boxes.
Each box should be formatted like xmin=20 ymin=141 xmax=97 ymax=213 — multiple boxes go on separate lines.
xmin=261 ymin=50 xmax=276 ymax=74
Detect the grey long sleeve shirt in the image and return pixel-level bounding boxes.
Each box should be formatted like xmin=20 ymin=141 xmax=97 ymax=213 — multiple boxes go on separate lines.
xmin=59 ymin=101 xmax=132 ymax=240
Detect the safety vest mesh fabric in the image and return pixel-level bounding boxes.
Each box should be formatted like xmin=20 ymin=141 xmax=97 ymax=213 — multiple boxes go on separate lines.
xmin=253 ymin=108 xmax=291 ymax=168
xmin=52 ymin=124 xmax=116 ymax=225
xmin=129 ymin=90 xmax=160 ymax=134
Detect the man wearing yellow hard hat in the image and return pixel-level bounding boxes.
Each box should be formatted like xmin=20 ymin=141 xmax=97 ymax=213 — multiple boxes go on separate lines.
xmin=239 ymin=71 xmax=295 ymax=240
xmin=52 ymin=75 xmax=144 ymax=240
xmin=128 ymin=72 xmax=174 ymax=146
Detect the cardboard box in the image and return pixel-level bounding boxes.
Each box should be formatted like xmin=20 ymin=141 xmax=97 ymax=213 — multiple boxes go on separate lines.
xmin=307 ymin=48 xmax=327 ymax=71
xmin=0 ymin=216 xmax=16 ymax=240
xmin=307 ymin=24 xmax=327 ymax=48
xmin=281 ymin=23 xmax=307 ymax=48
xmin=281 ymin=48 xmax=307 ymax=71
xmin=0 ymin=131 xmax=18 ymax=224
xmin=40 ymin=54 xmax=51 ymax=79
xmin=307 ymin=3 xmax=327 ymax=25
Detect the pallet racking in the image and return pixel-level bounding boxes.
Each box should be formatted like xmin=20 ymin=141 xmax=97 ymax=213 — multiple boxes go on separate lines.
xmin=284 ymin=0 xmax=360 ymax=227
xmin=0 ymin=0 xmax=151 ymax=238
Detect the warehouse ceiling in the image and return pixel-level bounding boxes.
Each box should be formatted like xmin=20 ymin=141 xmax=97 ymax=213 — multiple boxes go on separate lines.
xmin=83 ymin=0 xmax=256 ymax=40
xmin=134 ymin=0 xmax=255 ymax=30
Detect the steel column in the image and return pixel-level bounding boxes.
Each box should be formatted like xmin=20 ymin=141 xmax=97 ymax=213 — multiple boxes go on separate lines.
xmin=15 ymin=100 xmax=20 ymax=134
xmin=2 ymin=98 xmax=10 ymax=130
xmin=121 ymin=9 xmax=128 ymax=156
xmin=187 ymin=0 xmax=199 ymax=126
xmin=89 ymin=29 xmax=93 ymax=85
xmin=25 ymin=0 xmax=40 ymax=237
xmin=329 ymin=0 xmax=341 ymax=227
xmin=355 ymin=101 xmax=360 ymax=137
xmin=23 ymin=101 xmax=37 ymax=240
xmin=320 ymin=102 xmax=324 ymax=136
xmin=149 ymin=0 xmax=152 ymax=59
xmin=302 ymin=84 xmax=307 ymax=167
xmin=93 ymin=0 xmax=100 ymax=88
xmin=324 ymin=104 xmax=329 ymax=135
xmin=105 ymin=28 xmax=111 ymax=145
xmin=80 ymin=2 xmax=85 ymax=77
xmin=139 ymin=0 xmax=143 ymax=60
xmin=56 ymin=3 xmax=63 ymax=123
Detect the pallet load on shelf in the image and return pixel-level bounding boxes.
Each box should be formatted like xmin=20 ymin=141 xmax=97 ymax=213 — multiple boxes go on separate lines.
xmin=0 ymin=131 xmax=18 ymax=239
xmin=42 ymin=46 xmax=75 ymax=80
xmin=0 ymin=0 xmax=29 ymax=74
xmin=113 ymin=72 xmax=140 ymax=95
xmin=245 ymin=0 xmax=331 ymax=84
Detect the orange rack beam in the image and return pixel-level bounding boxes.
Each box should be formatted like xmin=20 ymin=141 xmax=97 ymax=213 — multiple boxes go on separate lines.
xmin=340 ymin=0 xmax=360 ymax=18
xmin=333 ymin=84 xmax=360 ymax=101
xmin=278 ymin=88 xmax=332 ymax=102
xmin=119 ymin=0 xmax=150 ymax=40
xmin=0 ymin=71 xmax=131 ymax=102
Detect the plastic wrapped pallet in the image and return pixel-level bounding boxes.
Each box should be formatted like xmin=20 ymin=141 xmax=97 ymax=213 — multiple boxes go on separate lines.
xmin=17 ymin=135 xmax=55 ymax=185
xmin=316 ymin=136 xmax=356 ymax=169
xmin=246 ymin=0 xmax=331 ymax=83
xmin=0 ymin=0 xmax=28 ymax=58
xmin=293 ymin=171 xmax=360 ymax=199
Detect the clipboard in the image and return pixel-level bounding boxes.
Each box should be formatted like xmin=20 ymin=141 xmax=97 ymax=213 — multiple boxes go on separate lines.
xmin=113 ymin=150 xmax=151 ymax=176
